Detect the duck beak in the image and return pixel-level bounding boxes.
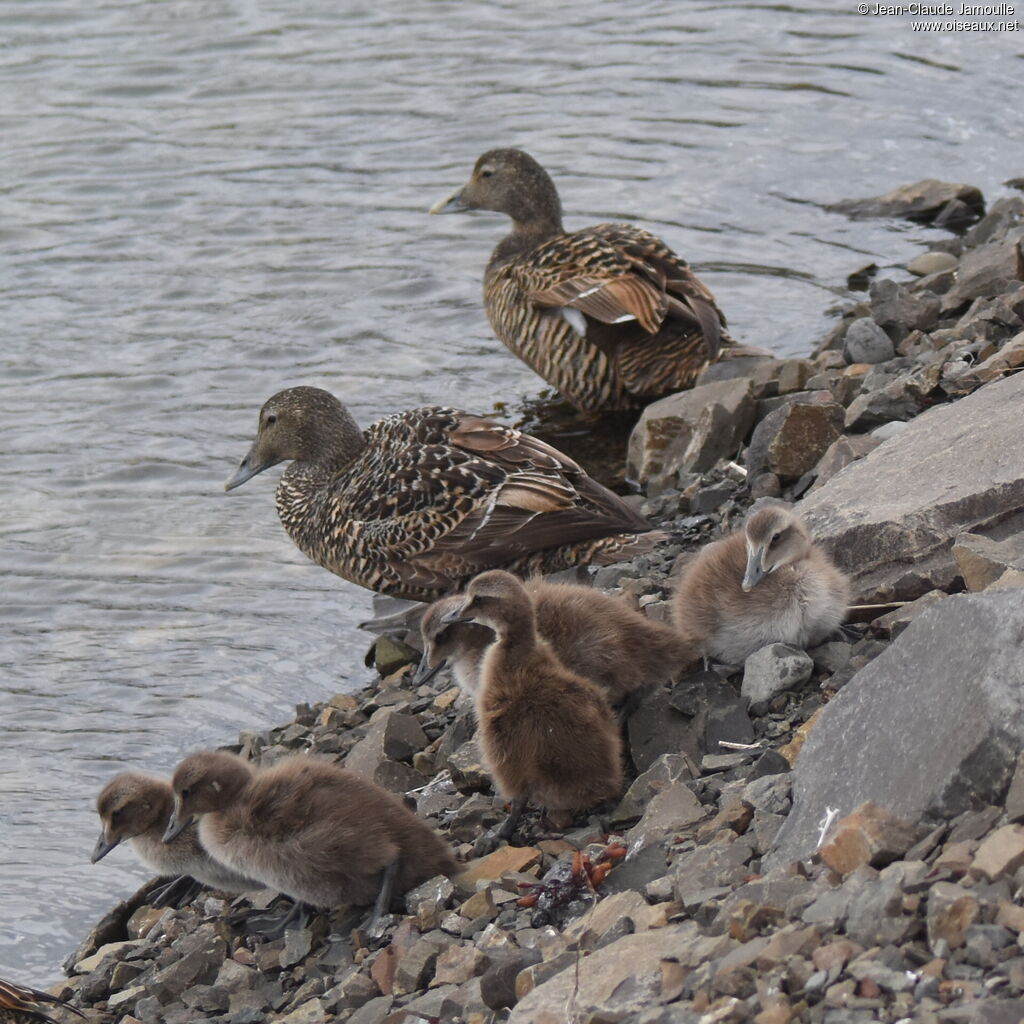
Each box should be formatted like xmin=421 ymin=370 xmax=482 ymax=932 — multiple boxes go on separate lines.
xmin=412 ymin=653 xmax=446 ymax=687
xmin=91 ymin=831 xmax=120 ymax=863
xmin=225 ymin=443 xmax=275 ymax=491
xmin=440 ymin=600 xmax=474 ymax=626
xmin=162 ymin=806 xmax=193 ymax=844
xmin=742 ymin=548 xmax=768 ymax=592
xmin=430 ymin=186 xmax=470 ymax=215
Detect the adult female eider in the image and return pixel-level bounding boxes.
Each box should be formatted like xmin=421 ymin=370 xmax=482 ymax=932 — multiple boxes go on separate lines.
xmin=431 ymin=147 xmax=736 ymax=414
xmin=0 ymin=978 xmax=84 ymax=1024
xmin=672 ymin=503 xmax=850 ymax=666
xmin=226 ymin=386 xmax=660 ymax=602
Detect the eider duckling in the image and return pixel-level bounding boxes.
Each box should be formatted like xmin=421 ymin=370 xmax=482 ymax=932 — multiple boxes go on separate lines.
xmin=418 ymin=579 xmax=694 ymax=707
xmin=92 ymin=772 xmax=260 ymax=904
xmin=672 ymin=504 xmax=850 ymax=666
xmin=444 ymin=570 xmax=624 ymax=839
xmin=164 ymin=751 xmax=458 ymax=933
xmin=0 ymin=978 xmax=84 ymax=1024
xmin=225 ymin=386 xmax=661 ymax=602
xmin=431 ymin=147 xmax=740 ymax=414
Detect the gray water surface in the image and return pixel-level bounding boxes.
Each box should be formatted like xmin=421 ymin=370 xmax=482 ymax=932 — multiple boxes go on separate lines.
xmin=2 ymin=0 xmax=1022 ymax=980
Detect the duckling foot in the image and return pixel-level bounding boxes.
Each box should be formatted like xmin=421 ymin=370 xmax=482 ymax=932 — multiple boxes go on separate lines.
xmin=474 ymin=797 xmax=528 ymax=855
xmin=234 ymin=899 xmax=314 ymax=941
xmin=615 ymin=689 xmax=644 ymax=725
xmin=148 ymin=875 xmax=203 ymax=909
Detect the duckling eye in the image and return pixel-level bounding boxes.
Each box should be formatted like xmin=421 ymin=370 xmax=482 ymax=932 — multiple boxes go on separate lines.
xmin=265 ymin=414 xmax=277 ymax=426
xmin=769 ymin=532 xmax=782 ymax=549
xmin=111 ymin=809 xmax=121 ymax=823
xmin=180 ymin=787 xmax=192 ymax=800
xmin=479 ymin=168 xmax=493 ymax=179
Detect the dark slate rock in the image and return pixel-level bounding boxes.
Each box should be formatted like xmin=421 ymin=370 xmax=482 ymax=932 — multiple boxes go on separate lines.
xmin=767 ymin=590 xmax=1024 ymax=869
xmin=746 ymin=396 xmax=845 ymax=480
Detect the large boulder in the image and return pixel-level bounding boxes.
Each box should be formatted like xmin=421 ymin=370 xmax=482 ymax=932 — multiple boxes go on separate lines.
xmin=798 ymin=372 xmax=1024 ymax=603
xmin=626 ymin=377 xmax=755 ymax=491
xmin=767 ymin=590 xmax=1024 ymax=869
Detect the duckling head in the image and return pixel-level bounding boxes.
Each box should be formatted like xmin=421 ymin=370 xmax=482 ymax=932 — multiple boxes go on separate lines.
xmin=441 ymin=569 xmax=534 ymax=637
xmin=92 ymin=772 xmax=171 ymax=863
xmin=414 ymin=595 xmax=495 ymax=685
xmin=430 ymin=148 xmax=562 ymax=229
xmin=225 ymin=386 xmax=364 ymax=491
xmin=742 ymin=505 xmax=812 ymax=592
xmin=164 ymin=751 xmax=254 ymax=843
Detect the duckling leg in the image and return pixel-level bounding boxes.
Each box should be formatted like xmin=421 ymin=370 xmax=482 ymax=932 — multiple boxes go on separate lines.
xmin=496 ymin=796 xmax=527 ymax=841
xmin=615 ymin=690 xmax=644 ymax=725
xmin=235 ymin=898 xmax=313 ymax=940
xmin=362 ymin=857 xmax=400 ymax=939
xmin=148 ymin=874 xmax=202 ymax=909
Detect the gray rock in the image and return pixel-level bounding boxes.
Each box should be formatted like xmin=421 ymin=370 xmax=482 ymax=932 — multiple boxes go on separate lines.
xmin=842 ymin=317 xmax=896 ymax=365
xmin=952 ymin=530 xmax=1024 ymax=592
xmin=942 ymin=227 xmax=1024 ymax=314
xmin=843 ymin=362 xmax=942 ymax=431
xmin=448 ymin=740 xmax=491 ymax=794
xmin=746 ymin=396 xmax=845 ymax=480
xmin=799 ymin=371 xmax=1024 ymax=603
xmin=809 ymin=434 xmax=882 ymax=492
xmin=741 ymin=644 xmax=814 ymax=708
xmin=626 ymin=377 xmax=756 ymax=491
xmin=344 ymin=708 xmax=428 ymax=792
xmin=870 ymin=279 xmax=941 ymax=342
xmin=767 ymin=590 xmax=1024 ymax=869
xmin=625 ymin=781 xmax=705 ymax=850
xmin=627 ymin=686 xmax=703 ymax=774
xmin=610 ymin=752 xmax=698 ymax=826
xmin=828 ymin=179 xmax=985 ymax=225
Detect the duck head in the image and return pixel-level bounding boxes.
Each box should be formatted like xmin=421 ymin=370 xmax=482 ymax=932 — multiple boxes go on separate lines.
xmin=430 ymin=148 xmax=563 ymax=231
xmin=164 ymin=751 xmax=254 ymax=843
xmin=225 ymin=386 xmax=365 ymax=490
xmin=414 ymin=595 xmax=495 ymax=686
xmin=92 ymin=773 xmax=172 ymax=863
xmin=441 ymin=570 xmax=535 ymax=637
xmin=742 ymin=505 xmax=812 ymax=592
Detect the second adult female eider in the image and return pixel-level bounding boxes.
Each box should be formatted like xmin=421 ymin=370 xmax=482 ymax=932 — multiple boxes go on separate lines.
xmin=226 ymin=386 xmax=660 ymax=601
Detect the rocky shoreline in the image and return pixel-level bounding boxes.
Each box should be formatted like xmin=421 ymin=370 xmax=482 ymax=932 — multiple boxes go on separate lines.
xmin=52 ymin=180 xmax=1024 ymax=1024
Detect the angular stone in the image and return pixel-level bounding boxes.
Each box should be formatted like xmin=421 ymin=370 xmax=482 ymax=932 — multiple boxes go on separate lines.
xmin=927 ymin=881 xmax=980 ymax=952
xmin=818 ymin=802 xmax=919 ymax=875
xmin=870 ymin=279 xmax=941 ymax=343
xmin=843 ymin=362 xmax=941 ymax=432
xmin=371 ymin=636 xmax=419 ymax=677
xmin=828 ymin=179 xmax=985 ymax=225
xmin=970 ymin=825 xmax=1024 ymax=882
xmin=627 ymin=378 xmax=757 ymax=490
xmin=627 ymin=687 xmax=703 ymax=775
xmin=767 ymin=591 xmax=1024 ymax=868
xmin=393 ymin=937 xmax=444 ymax=996
xmin=799 ymin=372 xmax=1024 ymax=603
xmin=457 ymin=846 xmax=541 ymax=890
xmin=405 ymin=875 xmax=455 ymax=930
xmin=566 ymin=890 xmax=666 ymax=944
xmin=344 ymin=708 xmax=428 ymax=792
xmin=626 ymin=781 xmax=705 ymax=849
xmin=741 ymin=644 xmax=814 ymax=708
xmin=953 ymin=531 xmax=1024 ymax=592
xmin=746 ymin=398 xmax=844 ymax=480
xmin=842 ymin=318 xmax=895 ymax=365
xmin=448 ymin=740 xmax=491 ymax=793
xmin=508 ymin=924 xmax=700 ymax=1023
xmin=870 ymin=590 xmax=948 ymax=640
xmin=809 ymin=435 xmax=881 ymax=492
xmin=431 ymin=945 xmax=487 ymax=988
xmin=942 ymin=228 xmax=1024 ymax=313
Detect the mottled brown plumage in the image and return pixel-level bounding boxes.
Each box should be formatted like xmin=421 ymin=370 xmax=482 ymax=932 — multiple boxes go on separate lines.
xmin=92 ymin=772 xmax=260 ymax=893
xmin=226 ymin=386 xmax=660 ymax=601
xmin=448 ymin=571 xmax=623 ymax=820
xmin=166 ymin=751 xmax=457 ymax=912
xmin=432 ymin=147 xmax=735 ymax=413
xmin=0 ymin=980 xmax=84 ymax=1024
xmin=672 ymin=504 xmax=850 ymax=665
xmin=420 ymin=579 xmax=694 ymax=703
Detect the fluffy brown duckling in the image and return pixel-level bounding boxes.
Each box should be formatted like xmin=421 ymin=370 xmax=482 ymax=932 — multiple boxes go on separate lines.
xmin=417 ymin=579 xmax=694 ymax=708
xmin=164 ymin=751 xmax=458 ymax=935
xmin=672 ymin=504 xmax=850 ymax=666
xmin=225 ymin=386 xmax=661 ymax=602
xmin=444 ymin=570 xmax=624 ymax=841
xmin=431 ymin=147 xmax=740 ymax=414
xmin=92 ymin=772 xmax=260 ymax=906
xmin=0 ymin=978 xmax=84 ymax=1024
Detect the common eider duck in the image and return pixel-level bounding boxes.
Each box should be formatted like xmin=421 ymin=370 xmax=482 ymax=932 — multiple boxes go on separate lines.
xmin=418 ymin=578 xmax=693 ymax=706
xmin=672 ymin=504 xmax=850 ymax=666
xmin=226 ymin=386 xmax=660 ymax=601
xmin=431 ymin=147 xmax=736 ymax=414
xmin=92 ymin=772 xmax=260 ymax=904
xmin=164 ymin=751 xmax=458 ymax=934
xmin=443 ymin=570 xmax=623 ymax=840
xmin=0 ymin=978 xmax=84 ymax=1024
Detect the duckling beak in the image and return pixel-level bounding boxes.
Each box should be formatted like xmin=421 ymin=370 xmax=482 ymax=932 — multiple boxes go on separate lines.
xmin=440 ymin=601 xmax=474 ymax=626
xmin=430 ymin=187 xmax=470 ymax=215
xmin=225 ymin=444 xmax=275 ymax=491
xmin=742 ymin=548 xmax=768 ymax=592
xmin=162 ymin=808 xmax=193 ymax=844
xmin=91 ymin=831 xmax=120 ymax=863
xmin=412 ymin=653 xmax=446 ymax=687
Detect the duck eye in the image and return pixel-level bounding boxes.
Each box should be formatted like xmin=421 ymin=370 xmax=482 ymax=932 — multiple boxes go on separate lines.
xmin=180 ymin=787 xmax=192 ymax=800
xmin=769 ymin=532 xmax=782 ymax=548
xmin=479 ymin=169 xmax=493 ymax=179
xmin=111 ymin=809 xmax=121 ymax=823
xmin=265 ymin=414 xmax=277 ymax=426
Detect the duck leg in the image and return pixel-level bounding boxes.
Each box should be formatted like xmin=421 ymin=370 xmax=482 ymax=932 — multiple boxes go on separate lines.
xmin=234 ymin=898 xmax=314 ymax=940
xmin=361 ymin=858 xmax=400 ymax=939
xmin=472 ymin=796 xmax=529 ymax=857
xmin=148 ymin=874 xmax=203 ymax=909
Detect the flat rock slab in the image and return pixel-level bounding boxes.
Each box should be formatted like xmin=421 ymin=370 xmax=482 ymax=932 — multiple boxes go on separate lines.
xmin=767 ymin=590 xmax=1024 ymax=870
xmin=828 ymin=178 xmax=985 ymax=225
xmin=798 ymin=372 xmax=1024 ymax=603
